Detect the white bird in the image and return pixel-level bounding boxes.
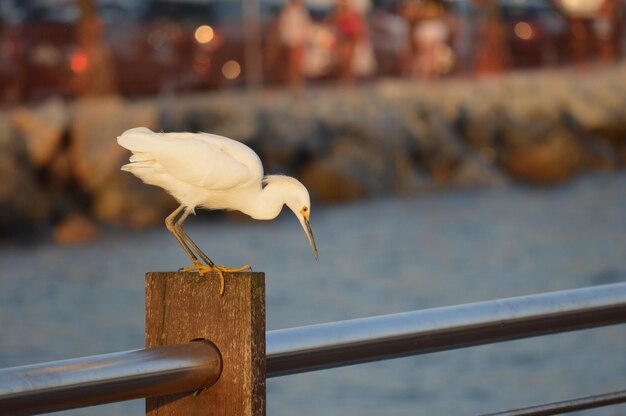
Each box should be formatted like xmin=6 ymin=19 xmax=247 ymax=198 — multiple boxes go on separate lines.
xmin=117 ymin=127 xmax=318 ymax=293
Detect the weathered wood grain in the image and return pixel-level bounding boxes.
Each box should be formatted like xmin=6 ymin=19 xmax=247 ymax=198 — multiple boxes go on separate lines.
xmin=146 ymin=271 xmax=265 ymax=416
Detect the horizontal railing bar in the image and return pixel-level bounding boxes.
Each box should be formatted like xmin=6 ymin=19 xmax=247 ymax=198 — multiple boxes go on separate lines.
xmin=266 ymin=283 xmax=626 ymax=377
xmin=1 ymin=284 xmax=624 ymax=414
xmin=480 ymin=388 xmax=626 ymax=416
xmin=0 ymin=341 xmax=222 ymax=416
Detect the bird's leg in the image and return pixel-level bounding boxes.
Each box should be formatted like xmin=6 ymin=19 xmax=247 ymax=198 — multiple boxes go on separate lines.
xmin=174 ymin=208 xmax=250 ymax=295
xmin=165 ymin=205 xmax=202 ymax=267
xmin=168 ymin=207 xmax=221 ymax=290
xmin=174 ymin=207 xmax=216 ymax=267
xmin=177 ymin=214 xmax=252 ymax=273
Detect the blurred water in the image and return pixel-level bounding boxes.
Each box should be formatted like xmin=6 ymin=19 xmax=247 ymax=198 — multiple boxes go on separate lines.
xmin=1 ymin=172 xmax=625 ymax=415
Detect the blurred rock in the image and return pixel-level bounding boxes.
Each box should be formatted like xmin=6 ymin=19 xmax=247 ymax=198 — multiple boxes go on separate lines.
xmin=300 ymin=158 xmax=368 ymax=202
xmin=459 ymin=103 xmax=504 ymax=150
xmin=3 ymin=64 xmax=626 ymax=236
xmin=300 ymin=123 xmax=423 ymax=202
xmin=48 ymin=151 xmax=74 ymax=188
xmin=11 ymin=98 xmax=69 ymax=168
xmin=159 ymin=92 xmax=258 ymax=143
xmin=68 ymin=97 xmax=176 ymax=226
xmin=0 ymin=153 xmax=50 ymax=232
xmin=53 ymin=213 xmax=100 ymax=245
xmin=448 ymin=156 xmax=508 ymax=188
xmin=91 ymin=174 xmax=176 ymax=229
xmin=70 ymin=96 xmax=158 ymax=191
xmin=0 ymin=113 xmax=50 ymax=232
xmin=255 ymin=97 xmax=328 ymax=172
xmin=576 ymin=134 xmax=620 ymax=171
xmin=500 ymin=127 xmax=585 ymax=184
xmin=565 ymin=89 xmax=614 ymax=135
xmin=561 ymin=76 xmax=626 ymax=164
xmin=417 ymin=108 xmax=466 ymax=182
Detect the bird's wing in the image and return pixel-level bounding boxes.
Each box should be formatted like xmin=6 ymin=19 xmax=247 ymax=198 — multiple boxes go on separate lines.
xmin=118 ymin=128 xmax=262 ymax=190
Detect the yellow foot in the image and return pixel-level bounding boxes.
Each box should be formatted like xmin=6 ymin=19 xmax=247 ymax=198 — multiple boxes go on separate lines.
xmin=180 ymin=263 xmax=252 ymax=295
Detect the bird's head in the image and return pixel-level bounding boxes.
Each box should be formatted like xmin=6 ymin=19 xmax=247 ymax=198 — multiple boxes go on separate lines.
xmin=264 ymin=175 xmax=319 ymax=261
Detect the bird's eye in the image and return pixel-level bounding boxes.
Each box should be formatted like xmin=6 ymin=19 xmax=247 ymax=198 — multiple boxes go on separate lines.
xmin=302 ymin=207 xmax=308 ymax=212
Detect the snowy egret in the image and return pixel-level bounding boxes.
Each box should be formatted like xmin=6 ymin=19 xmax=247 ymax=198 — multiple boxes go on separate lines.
xmin=117 ymin=127 xmax=318 ymax=293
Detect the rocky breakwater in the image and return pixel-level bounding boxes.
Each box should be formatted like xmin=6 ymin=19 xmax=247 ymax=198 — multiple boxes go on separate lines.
xmin=1 ymin=64 xmax=625 ymax=242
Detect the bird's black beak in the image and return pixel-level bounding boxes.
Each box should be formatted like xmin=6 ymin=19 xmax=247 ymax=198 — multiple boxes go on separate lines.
xmin=300 ymin=215 xmax=319 ymax=261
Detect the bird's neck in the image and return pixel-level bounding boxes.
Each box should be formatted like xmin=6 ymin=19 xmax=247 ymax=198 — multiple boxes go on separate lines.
xmin=241 ymin=183 xmax=286 ymax=220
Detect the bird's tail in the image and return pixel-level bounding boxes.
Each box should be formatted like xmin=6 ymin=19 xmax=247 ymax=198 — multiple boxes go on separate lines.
xmin=120 ymin=153 xmax=156 ymax=172
xmin=117 ymin=127 xmax=159 ymax=152
xmin=118 ymin=127 xmax=161 ymax=172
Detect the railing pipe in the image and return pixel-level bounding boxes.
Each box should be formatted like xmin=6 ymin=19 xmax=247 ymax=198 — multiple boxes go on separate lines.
xmin=0 ymin=341 xmax=222 ymax=416
xmin=266 ymin=283 xmax=626 ymax=377
xmin=2 ymin=283 xmax=625 ymax=414
xmin=480 ymin=388 xmax=626 ymax=416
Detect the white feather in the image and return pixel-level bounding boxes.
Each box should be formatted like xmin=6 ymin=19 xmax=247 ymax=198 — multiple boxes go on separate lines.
xmin=117 ymin=127 xmax=319 ymax=261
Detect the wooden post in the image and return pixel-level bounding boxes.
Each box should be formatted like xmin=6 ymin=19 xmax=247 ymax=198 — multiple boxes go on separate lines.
xmin=145 ymin=271 xmax=265 ymax=416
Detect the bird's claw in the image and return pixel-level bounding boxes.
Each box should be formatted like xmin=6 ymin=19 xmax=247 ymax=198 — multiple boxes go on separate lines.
xmin=217 ymin=264 xmax=253 ymax=273
xmin=179 ymin=264 xmax=226 ymax=295
xmin=179 ymin=263 xmax=252 ymax=295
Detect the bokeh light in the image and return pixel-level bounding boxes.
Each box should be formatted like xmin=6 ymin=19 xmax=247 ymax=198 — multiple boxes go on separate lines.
xmin=194 ymin=25 xmax=214 ymax=44
xmin=514 ymin=22 xmax=533 ymax=41
xmin=222 ymin=60 xmax=241 ymax=80
xmin=69 ymin=50 xmax=89 ymax=73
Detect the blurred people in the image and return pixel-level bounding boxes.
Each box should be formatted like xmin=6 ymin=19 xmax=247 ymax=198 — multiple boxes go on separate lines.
xmin=470 ymin=0 xmax=508 ymax=76
xmin=331 ymin=0 xmax=367 ymax=84
xmin=451 ymin=0 xmax=474 ymax=75
xmin=593 ymin=0 xmax=623 ymax=63
xmin=278 ymin=0 xmax=312 ymax=89
xmin=413 ymin=0 xmax=450 ymax=80
xmin=399 ymin=0 xmax=421 ymax=77
xmin=73 ymin=0 xmax=117 ymax=96
xmin=369 ymin=4 xmax=409 ymax=76
xmin=565 ymin=4 xmax=594 ymax=67
xmin=0 ymin=6 xmax=19 ymax=105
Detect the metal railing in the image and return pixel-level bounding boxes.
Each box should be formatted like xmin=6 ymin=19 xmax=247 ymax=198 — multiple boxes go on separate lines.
xmin=266 ymin=282 xmax=626 ymax=376
xmin=1 ymin=282 xmax=625 ymax=415
xmin=0 ymin=341 xmax=222 ymax=416
xmin=480 ymin=389 xmax=626 ymax=416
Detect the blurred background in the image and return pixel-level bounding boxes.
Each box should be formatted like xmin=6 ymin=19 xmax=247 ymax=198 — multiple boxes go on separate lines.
xmin=0 ymin=0 xmax=625 ymax=102
xmin=1 ymin=0 xmax=626 ymax=415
